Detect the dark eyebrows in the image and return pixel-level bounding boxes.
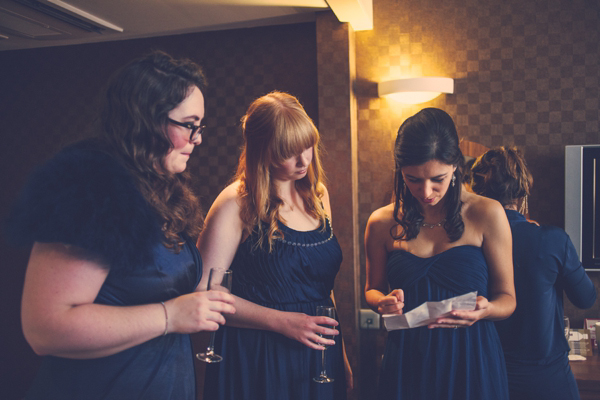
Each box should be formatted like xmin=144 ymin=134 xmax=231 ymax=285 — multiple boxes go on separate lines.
xmin=404 ymin=172 xmax=448 ymax=180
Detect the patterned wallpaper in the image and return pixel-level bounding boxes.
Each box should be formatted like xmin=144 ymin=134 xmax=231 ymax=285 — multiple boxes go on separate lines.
xmin=355 ymin=0 xmax=599 ymax=396
xmin=356 ymin=0 xmax=599 ymax=234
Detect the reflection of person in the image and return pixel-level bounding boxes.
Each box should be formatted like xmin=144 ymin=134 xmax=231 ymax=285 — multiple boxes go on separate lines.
xmin=365 ymin=108 xmax=515 ymax=399
xmin=199 ymin=91 xmax=350 ymax=399
xmin=471 ymin=146 xmax=596 ymax=400
xmin=462 ymin=157 xmax=476 ymax=192
xmin=5 ymin=51 xmax=235 ymax=399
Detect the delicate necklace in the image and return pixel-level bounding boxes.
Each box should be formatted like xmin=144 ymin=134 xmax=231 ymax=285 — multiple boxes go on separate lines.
xmin=421 ymin=219 xmax=446 ymax=229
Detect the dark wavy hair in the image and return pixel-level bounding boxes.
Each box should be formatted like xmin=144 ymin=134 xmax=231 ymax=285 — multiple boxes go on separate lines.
xmin=470 ymin=146 xmax=533 ymax=210
xmin=100 ymin=50 xmax=207 ymax=250
xmin=392 ymin=108 xmax=465 ymax=242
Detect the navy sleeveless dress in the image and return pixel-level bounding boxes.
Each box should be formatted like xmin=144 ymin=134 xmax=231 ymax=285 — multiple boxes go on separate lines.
xmin=5 ymin=143 xmax=201 ymax=399
xmin=379 ymin=245 xmax=509 ymax=400
xmin=204 ymin=219 xmax=347 ymax=400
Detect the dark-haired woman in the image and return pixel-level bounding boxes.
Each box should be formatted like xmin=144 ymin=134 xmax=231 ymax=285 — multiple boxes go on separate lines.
xmin=364 ymin=108 xmax=515 ymax=399
xmin=5 ymin=51 xmax=235 ymax=400
xmin=471 ymin=146 xmax=596 ymax=400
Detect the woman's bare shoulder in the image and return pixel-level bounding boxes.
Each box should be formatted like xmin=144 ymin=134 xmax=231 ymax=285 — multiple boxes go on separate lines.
xmin=462 ymin=191 xmax=505 ymax=223
xmin=208 ymin=181 xmax=243 ymax=216
xmin=367 ymin=203 xmax=397 ymax=228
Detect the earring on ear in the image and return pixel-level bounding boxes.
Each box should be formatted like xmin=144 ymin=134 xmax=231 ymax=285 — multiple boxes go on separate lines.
xmin=519 ymin=195 xmax=529 ymax=215
xmin=451 ymin=174 xmax=456 ymax=187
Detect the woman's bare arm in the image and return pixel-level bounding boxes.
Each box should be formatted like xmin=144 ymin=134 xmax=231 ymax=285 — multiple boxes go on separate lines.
xmin=22 ymin=242 xmax=234 ymax=359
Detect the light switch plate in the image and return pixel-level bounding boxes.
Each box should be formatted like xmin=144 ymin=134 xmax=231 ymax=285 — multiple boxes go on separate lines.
xmin=359 ymin=309 xmax=380 ymax=329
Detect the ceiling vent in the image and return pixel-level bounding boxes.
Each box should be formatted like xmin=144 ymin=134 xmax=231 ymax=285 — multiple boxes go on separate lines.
xmin=0 ymin=0 xmax=122 ymax=41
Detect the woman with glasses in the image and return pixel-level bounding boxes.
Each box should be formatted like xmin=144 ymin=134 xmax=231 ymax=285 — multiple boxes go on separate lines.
xmin=471 ymin=147 xmax=596 ymax=400
xmin=199 ymin=91 xmax=351 ymax=400
xmin=6 ymin=51 xmax=235 ymax=400
xmin=364 ymin=108 xmax=515 ymax=399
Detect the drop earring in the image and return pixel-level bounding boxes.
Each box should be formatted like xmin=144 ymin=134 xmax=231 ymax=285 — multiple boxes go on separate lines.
xmin=519 ymin=195 xmax=529 ymax=216
xmin=451 ymin=174 xmax=456 ymax=187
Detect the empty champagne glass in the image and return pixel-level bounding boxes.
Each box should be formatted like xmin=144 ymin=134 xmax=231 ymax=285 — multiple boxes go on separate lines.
xmin=313 ymin=305 xmax=336 ymax=383
xmin=564 ymin=316 xmax=570 ymax=340
xmin=196 ymin=268 xmax=233 ymax=363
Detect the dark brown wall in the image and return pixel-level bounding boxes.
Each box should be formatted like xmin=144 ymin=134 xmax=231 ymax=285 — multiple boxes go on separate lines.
xmin=2 ymin=1 xmax=599 ymax=398
xmin=355 ymin=0 xmax=599 ymax=398
xmin=0 ymin=23 xmax=318 ymax=400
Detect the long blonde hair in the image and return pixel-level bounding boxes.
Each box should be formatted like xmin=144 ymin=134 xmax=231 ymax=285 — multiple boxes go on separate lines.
xmin=235 ymin=91 xmax=326 ymax=250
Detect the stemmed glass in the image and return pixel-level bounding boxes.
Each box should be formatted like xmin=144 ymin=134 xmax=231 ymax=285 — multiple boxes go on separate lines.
xmin=313 ymin=305 xmax=337 ymax=383
xmin=196 ymin=268 xmax=233 ymax=363
xmin=564 ymin=316 xmax=570 ymax=340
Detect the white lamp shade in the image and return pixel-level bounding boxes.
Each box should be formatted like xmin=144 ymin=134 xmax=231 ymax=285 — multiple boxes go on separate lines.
xmin=378 ymin=77 xmax=454 ymax=104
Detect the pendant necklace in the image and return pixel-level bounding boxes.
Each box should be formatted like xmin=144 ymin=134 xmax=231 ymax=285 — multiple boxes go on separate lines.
xmin=421 ymin=219 xmax=446 ymax=229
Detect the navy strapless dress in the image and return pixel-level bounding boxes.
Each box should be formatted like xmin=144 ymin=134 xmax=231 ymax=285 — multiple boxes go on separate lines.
xmin=204 ymin=220 xmax=347 ymax=400
xmin=379 ymin=245 xmax=509 ymax=400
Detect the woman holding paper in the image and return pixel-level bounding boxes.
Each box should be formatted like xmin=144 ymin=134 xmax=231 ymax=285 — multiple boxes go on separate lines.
xmin=471 ymin=146 xmax=596 ymax=400
xmin=364 ymin=108 xmax=516 ymax=399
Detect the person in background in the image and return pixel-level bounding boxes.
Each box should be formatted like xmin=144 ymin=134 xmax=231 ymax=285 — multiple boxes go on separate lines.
xmin=365 ymin=107 xmax=515 ymax=399
xmin=5 ymin=51 xmax=235 ymax=400
xmin=199 ymin=91 xmax=351 ymax=400
xmin=462 ymin=157 xmax=476 ymax=192
xmin=471 ymin=146 xmax=596 ymax=400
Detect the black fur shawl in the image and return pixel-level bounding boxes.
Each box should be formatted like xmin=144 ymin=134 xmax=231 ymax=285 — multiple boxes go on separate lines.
xmin=5 ymin=140 xmax=163 ymax=272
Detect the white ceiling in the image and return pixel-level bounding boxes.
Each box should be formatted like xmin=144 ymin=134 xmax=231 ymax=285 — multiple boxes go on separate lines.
xmin=0 ymin=0 xmax=332 ymax=52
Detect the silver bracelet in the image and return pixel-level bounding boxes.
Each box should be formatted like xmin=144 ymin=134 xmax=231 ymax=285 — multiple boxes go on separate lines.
xmin=160 ymin=301 xmax=168 ymax=336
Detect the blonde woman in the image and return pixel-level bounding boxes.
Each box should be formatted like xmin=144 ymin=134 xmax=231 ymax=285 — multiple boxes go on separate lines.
xmin=199 ymin=91 xmax=351 ymax=400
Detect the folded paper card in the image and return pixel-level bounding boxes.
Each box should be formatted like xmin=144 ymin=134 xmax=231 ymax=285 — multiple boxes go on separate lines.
xmin=383 ymin=291 xmax=478 ymax=331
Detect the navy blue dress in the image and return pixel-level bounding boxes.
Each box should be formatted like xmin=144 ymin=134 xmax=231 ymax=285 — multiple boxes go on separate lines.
xmin=495 ymin=210 xmax=597 ymax=400
xmin=6 ymin=142 xmax=202 ymax=400
xmin=204 ymin=220 xmax=347 ymax=400
xmin=380 ymin=246 xmax=509 ymax=400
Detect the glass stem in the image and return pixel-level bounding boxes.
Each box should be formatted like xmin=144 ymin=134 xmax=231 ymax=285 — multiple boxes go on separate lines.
xmin=321 ymin=349 xmax=327 ymax=376
xmin=206 ymin=331 xmax=216 ymax=354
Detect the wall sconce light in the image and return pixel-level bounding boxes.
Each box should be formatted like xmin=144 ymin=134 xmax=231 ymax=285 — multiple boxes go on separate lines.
xmin=378 ymin=77 xmax=454 ymax=104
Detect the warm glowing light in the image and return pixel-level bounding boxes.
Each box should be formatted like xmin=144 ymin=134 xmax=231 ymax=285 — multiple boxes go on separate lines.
xmin=378 ymin=77 xmax=454 ymax=104
xmin=326 ymin=0 xmax=373 ymax=31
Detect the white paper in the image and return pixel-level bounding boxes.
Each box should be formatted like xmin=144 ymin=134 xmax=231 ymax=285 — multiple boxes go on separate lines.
xmin=383 ymin=291 xmax=478 ymax=331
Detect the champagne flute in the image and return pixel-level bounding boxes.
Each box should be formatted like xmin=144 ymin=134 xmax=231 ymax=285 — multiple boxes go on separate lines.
xmin=313 ymin=305 xmax=337 ymax=383
xmin=196 ymin=268 xmax=233 ymax=363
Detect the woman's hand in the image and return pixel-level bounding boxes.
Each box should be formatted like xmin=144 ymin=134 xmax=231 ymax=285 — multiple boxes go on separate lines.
xmin=165 ymin=290 xmax=236 ymax=334
xmin=428 ymin=296 xmax=491 ymax=329
xmin=376 ymin=289 xmax=404 ymax=315
xmin=276 ymin=312 xmax=339 ymax=350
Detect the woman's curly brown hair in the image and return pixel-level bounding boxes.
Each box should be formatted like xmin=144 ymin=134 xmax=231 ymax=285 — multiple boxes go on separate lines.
xmin=100 ymin=50 xmax=206 ymax=250
xmin=470 ymin=146 xmax=533 ymax=212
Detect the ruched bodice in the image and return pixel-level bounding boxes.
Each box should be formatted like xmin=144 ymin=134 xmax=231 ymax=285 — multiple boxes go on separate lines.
xmin=204 ymin=219 xmax=347 ymax=400
xmin=230 ymin=220 xmax=341 ymax=306
xmin=387 ymin=245 xmax=489 ymax=309
xmin=379 ymin=245 xmax=508 ymax=400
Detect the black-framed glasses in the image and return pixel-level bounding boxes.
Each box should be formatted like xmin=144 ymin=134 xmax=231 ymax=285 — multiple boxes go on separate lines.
xmin=168 ymin=118 xmax=205 ymax=142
